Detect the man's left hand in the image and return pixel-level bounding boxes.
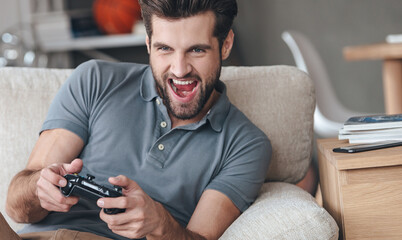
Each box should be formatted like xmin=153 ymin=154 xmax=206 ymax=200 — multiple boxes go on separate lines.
xmin=97 ymin=175 xmax=166 ymax=239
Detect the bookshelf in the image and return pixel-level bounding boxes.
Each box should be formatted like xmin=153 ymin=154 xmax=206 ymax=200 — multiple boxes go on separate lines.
xmin=17 ymin=0 xmax=146 ymax=67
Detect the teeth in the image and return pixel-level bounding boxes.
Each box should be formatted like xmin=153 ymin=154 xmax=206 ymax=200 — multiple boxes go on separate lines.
xmin=172 ymin=79 xmax=194 ymax=85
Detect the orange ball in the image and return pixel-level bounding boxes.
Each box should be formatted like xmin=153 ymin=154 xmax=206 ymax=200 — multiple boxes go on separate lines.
xmin=93 ymin=0 xmax=142 ymax=34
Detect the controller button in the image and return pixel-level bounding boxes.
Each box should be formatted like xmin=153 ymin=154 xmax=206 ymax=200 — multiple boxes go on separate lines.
xmin=87 ymin=174 xmax=95 ymax=180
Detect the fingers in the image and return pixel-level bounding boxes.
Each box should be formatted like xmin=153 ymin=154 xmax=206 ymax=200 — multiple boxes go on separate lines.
xmin=40 ymin=158 xmax=83 ymax=189
xmin=44 ymin=158 xmax=83 ymax=185
xmin=36 ymin=163 xmax=80 ymax=212
xmin=97 ymin=176 xmax=163 ymax=239
xmin=64 ymin=158 xmax=83 ymax=174
xmin=37 ymin=190 xmax=79 ymax=212
xmin=98 ymin=175 xmax=145 ymax=214
xmin=99 ymin=175 xmax=147 ymax=212
xmin=40 ymin=167 xmax=67 ymax=187
xmin=36 ymin=176 xmax=79 ymax=212
xmin=98 ymin=197 xmax=150 ymax=239
xmin=108 ymin=175 xmax=141 ymax=192
xmin=98 ymin=195 xmax=143 ymax=212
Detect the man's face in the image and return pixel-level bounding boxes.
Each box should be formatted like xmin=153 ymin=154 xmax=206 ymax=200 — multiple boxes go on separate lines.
xmin=147 ymin=11 xmax=230 ymax=121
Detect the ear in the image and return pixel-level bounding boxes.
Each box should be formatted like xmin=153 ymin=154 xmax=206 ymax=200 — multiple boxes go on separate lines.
xmin=221 ymin=29 xmax=234 ymax=60
xmin=146 ymin=35 xmax=151 ymax=54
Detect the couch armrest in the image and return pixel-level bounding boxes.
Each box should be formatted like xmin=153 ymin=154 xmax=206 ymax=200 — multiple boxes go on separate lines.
xmin=0 ymin=67 xmax=72 ymax=231
xmin=219 ymin=182 xmax=339 ymax=240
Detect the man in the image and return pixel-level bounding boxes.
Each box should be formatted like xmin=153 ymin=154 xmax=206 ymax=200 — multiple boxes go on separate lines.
xmin=4 ymin=0 xmax=271 ymax=239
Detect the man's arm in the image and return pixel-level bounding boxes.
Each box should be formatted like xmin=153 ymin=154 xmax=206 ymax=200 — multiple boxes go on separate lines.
xmin=151 ymin=189 xmax=240 ymax=240
xmin=98 ymin=176 xmax=240 ymax=240
xmin=186 ymin=189 xmax=241 ymax=239
xmin=6 ymin=128 xmax=84 ymax=223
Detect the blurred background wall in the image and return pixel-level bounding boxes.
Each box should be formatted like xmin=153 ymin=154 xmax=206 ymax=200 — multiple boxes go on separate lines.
xmin=0 ymin=1 xmax=20 ymax=34
xmin=234 ymin=0 xmax=402 ymax=114
xmin=1 ymin=0 xmax=402 ymax=113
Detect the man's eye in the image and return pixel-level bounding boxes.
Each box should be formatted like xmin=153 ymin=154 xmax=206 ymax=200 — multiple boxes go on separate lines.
xmin=159 ymin=46 xmax=171 ymax=51
xmin=192 ymin=48 xmax=204 ymax=53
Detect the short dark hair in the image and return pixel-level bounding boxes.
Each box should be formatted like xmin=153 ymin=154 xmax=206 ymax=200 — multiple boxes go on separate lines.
xmin=139 ymin=0 xmax=237 ymax=48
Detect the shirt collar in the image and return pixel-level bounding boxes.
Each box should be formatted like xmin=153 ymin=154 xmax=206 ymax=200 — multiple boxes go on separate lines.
xmin=140 ymin=66 xmax=230 ymax=132
xmin=206 ymin=80 xmax=230 ymax=132
xmin=140 ymin=66 xmax=159 ymax=102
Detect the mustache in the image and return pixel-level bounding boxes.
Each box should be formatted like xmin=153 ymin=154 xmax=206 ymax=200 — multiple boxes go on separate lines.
xmin=162 ymin=72 xmax=202 ymax=82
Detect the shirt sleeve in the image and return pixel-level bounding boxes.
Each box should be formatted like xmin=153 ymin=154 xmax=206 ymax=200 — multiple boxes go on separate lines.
xmin=206 ymin=129 xmax=272 ymax=212
xmin=40 ymin=60 xmax=101 ymax=144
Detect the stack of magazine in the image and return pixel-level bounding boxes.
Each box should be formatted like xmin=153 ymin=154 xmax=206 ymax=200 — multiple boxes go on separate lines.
xmin=338 ymin=114 xmax=402 ymax=143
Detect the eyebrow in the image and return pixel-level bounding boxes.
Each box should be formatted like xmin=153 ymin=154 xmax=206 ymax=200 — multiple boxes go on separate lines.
xmin=152 ymin=42 xmax=212 ymax=51
xmin=190 ymin=44 xmax=212 ymax=50
xmin=152 ymin=42 xmax=168 ymax=49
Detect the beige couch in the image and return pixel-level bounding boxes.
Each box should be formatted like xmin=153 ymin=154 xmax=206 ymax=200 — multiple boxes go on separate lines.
xmin=0 ymin=65 xmax=338 ymax=239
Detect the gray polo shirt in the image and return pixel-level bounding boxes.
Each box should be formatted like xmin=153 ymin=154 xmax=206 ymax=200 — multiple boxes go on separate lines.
xmin=20 ymin=60 xmax=271 ymax=240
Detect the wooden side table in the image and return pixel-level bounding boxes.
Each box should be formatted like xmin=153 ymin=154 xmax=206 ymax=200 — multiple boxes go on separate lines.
xmin=317 ymin=138 xmax=402 ymax=240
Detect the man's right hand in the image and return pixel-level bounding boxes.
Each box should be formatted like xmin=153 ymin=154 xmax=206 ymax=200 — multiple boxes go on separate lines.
xmin=36 ymin=158 xmax=83 ymax=212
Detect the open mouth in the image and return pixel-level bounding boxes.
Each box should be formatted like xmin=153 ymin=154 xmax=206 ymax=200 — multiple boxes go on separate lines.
xmin=169 ymin=79 xmax=198 ymax=98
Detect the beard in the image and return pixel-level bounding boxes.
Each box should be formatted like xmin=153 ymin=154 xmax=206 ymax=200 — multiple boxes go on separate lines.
xmin=153 ymin=68 xmax=221 ymax=120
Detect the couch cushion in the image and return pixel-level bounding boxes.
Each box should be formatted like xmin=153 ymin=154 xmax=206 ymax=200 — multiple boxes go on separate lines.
xmin=219 ymin=182 xmax=339 ymax=240
xmin=221 ymin=66 xmax=315 ymax=183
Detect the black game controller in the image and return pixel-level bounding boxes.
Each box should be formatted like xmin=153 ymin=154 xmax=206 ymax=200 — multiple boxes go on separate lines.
xmin=60 ymin=173 xmax=125 ymax=214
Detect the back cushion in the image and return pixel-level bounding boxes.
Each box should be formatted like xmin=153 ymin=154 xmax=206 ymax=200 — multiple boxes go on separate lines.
xmin=221 ymin=66 xmax=315 ymax=183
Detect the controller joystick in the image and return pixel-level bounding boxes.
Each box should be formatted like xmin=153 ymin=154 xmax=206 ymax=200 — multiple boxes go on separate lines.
xmin=60 ymin=174 xmax=125 ymax=214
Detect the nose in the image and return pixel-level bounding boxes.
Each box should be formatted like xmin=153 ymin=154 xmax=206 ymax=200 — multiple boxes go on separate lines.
xmin=170 ymin=53 xmax=191 ymax=78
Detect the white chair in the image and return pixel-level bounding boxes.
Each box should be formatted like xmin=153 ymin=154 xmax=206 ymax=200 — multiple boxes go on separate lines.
xmin=282 ymin=30 xmax=371 ymax=138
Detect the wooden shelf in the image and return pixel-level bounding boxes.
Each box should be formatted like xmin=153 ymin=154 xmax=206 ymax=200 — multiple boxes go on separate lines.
xmin=38 ymin=33 xmax=147 ymax=52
